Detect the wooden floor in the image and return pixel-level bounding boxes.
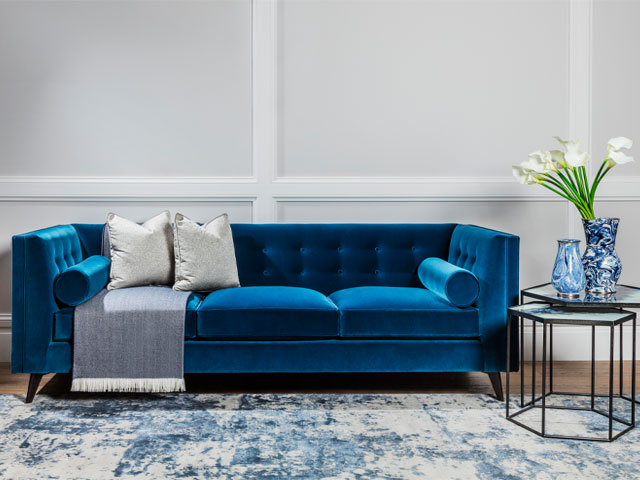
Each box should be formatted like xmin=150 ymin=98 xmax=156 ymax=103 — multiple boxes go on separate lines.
xmin=1 ymin=361 xmax=638 ymax=400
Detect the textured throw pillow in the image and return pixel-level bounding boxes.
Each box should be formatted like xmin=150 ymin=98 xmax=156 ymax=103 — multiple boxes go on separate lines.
xmin=106 ymin=211 xmax=174 ymax=290
xmin=173 ymin=213 xmax=240 ymax=291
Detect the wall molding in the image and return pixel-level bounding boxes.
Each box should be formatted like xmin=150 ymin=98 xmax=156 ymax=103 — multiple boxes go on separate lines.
xmin=0 ymin=315 xmax=10 ymax=363
xmin=251 ymin=0 xmax=278 ymax=222
xmin=567 ymin=0 xmax=593 ymax=239
xmin=0 ymin=175 xmax=639 ymax=203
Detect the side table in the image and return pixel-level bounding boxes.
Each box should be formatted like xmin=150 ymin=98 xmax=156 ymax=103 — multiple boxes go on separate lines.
xmin=506 ymin=283 xmax=640 ymax=442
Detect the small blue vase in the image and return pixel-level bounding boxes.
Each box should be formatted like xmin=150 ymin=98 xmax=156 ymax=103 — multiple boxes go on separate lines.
xmin=582 ymin=218 xmax=622 ymax=294
xmin=551 ymin=239 xmax=585 ymax=298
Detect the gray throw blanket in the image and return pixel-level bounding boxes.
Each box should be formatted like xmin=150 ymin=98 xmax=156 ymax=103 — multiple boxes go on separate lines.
xmin=71 ymin=286 xmax=191 ymax=393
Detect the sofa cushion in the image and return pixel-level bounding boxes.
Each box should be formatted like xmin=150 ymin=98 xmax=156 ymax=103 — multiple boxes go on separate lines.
xmin=197 ymin=286 xmax=340 ymax=339
xmin=329 ymin=286 xmax=479 ymax=338
xmin=52 ymin=293 xmax=204 ymax=341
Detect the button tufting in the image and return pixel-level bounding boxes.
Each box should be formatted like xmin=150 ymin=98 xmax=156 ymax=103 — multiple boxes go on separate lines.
xmin=337 ymin=246 xmax=343 ymax=252
xmin=263 ymin=270 xmax=269 ymax=276
xmin=374 ymin=246 xmax=380 ymax=252
xmin=262 ymin=248 xmax=267 ymax=253
xmin=299 ymin=247 xmax=305 ymax=253
xmin=337 ymin=269 xmax=343 ymax=274
xmin=374 ymin=269 xmax=380 ymax=274
xmin=411 ymin=246 xmax=417 ymax=252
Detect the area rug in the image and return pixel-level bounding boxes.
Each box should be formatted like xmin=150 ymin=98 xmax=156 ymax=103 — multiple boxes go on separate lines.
xmin=0 ymin=393 xmax=637 ymax=479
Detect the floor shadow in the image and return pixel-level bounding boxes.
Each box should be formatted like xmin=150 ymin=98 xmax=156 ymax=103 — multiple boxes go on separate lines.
xmin=38 ymin=371 xmax=493 ymax=396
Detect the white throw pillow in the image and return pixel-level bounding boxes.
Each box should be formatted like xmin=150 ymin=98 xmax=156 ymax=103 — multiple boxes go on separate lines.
xmin=173 ymin=213 xmax=240 ymax=291
xmin=106 ymin=211 xmax=174 ymax=290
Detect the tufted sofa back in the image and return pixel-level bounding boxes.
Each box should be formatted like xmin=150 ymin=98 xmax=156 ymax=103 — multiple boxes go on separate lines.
xmin=71 ymin=223 xmax=457 ymax=295
xmin=231 ymin=223 xmax=456 ymax=295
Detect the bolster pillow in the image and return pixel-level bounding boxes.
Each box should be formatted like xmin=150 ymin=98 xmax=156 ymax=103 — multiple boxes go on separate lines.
xmin=418 ymin=257 xmax=479 ymax=308
xmin=54 ymin=255 xmax=111 ymax=306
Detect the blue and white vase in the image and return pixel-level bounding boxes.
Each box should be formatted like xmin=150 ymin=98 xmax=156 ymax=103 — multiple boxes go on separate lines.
xmin=582 ymin=218 xmax=622 ymax=294
xmin=551 ymin=239 xmax=585 ymax=298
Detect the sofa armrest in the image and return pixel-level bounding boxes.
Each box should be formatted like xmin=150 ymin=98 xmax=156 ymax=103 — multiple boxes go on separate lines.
xmin=448 ymin=224 xmax=519 ymax=372
xmin=12 ymin=225 xmax=83 ymax=373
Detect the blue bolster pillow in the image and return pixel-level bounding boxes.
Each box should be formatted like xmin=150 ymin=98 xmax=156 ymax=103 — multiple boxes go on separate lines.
xmin=54 ymin=255 xmax=111 ymax=306
xmin=418 ymin=257 xmax=480 ymax=308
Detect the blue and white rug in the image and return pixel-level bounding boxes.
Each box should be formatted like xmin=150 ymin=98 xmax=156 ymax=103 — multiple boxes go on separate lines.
xmin=0 ymin=393 xmax=638 ymax=479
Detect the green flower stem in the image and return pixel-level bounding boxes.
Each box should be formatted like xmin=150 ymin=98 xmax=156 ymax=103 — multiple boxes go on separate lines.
xmin=592 ymin=158 xmax=609 ymax=186
xmin=553 ymin=170 xmax=591 ymax=210
xmin=578 ymin=166 xmax=595 ymax=218
xmin=589 ymin=158 xmax=610 ymax=206
xmin=579 ymin=166 xmax=590 ymax=198
xmin=589 ymin=164 xmax=613 ymax=208
xmin=556 ymin=169 xmax=584 ymax=203
xmin=538 ymin=181 xmax=575 ymax=203
xmin=542 ymin=174 xmax=580 ymax=202
xmin=572 ymin=167 xmax=587 ymax=202
xmin=539 ymin=178 xmax=591 ymax=218
xmin=540 ymin=170 xmax=594 ymax=219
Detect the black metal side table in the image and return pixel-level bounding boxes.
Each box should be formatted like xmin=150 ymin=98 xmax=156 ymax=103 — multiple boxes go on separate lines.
xmin=523 ymin=283 xmax=640 ymax=409
xmin=506 ymin=298 xmax=637 ymax=442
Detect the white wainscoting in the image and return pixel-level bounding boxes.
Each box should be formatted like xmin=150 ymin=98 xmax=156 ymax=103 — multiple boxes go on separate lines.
xmin=0 ymin=0 xmax=639 ymax=362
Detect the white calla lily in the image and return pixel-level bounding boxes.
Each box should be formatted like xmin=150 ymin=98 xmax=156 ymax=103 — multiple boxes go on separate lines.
xmin=609 ymin=149 xmax=634 ymax=165
xmin=512 ymin=163 xmax=542 ymax=185
xmin=606 ymin=136 xmax=634 ymax=166
xmin=549 ymin=150 xmax=566 ymax=168
xmin=608 ymin=136 xmax=633 ymax=152
xmin=554 ymin=136 xmax=590 ymax=168
xmin=513 ymin=135 xmax=633 ymax=220
xmin=527 ymin=150 xmax=556 ymax=173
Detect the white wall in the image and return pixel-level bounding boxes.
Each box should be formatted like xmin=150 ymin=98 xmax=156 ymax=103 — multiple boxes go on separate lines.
xmin=1 ymin=0 xmax=639 ymax=361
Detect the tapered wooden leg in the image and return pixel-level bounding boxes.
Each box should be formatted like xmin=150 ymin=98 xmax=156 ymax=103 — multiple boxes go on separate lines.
xmin=26 ymin=374 xmax=43 ymax=403
xmin=488 ymin=372 xmax=504 ymax=402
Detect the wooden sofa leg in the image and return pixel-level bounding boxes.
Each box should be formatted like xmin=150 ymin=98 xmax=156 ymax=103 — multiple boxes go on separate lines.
xmin=488 ymin=372 xmax=504 ymax=402
xmin=26 ymin=374 xmax=43 ymax=403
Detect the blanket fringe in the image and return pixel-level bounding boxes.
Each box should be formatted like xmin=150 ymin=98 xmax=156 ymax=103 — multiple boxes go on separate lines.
xmin=71 ymin=378 xmax=186 ymax=393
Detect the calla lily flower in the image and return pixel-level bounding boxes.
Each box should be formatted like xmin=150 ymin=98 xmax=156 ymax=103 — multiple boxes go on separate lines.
xmin=550 ymin=150 xmax=566 ymax=168
xmin=554 ymin=136 xmax=590 ymax=168
xmin=527 ymin=150 xmax=557 ymax=173
xmin=512 ymin=163 xmax=542 ymax=185
xmin=608 ymin=136 xmax=633 ymax=152
xmin=607 ymin=136 xmax=634 ymax=166
xmin=513 ymin=135 xmax=633 ymax=220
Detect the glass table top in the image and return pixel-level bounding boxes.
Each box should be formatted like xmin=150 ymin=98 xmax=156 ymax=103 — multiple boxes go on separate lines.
xmin=508 ymin=303 xmax=634 ymax=325
xmin=522 ymin=284 xmax=640 ymax=307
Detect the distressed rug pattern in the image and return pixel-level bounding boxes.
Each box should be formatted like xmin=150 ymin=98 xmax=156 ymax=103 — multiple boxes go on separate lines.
xmin=0 ymin=393 xmax=637 ymax=479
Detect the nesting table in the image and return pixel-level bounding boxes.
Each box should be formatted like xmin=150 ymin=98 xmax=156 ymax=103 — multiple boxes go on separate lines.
xmin=506 ymin=283 xmax=640 ymax=442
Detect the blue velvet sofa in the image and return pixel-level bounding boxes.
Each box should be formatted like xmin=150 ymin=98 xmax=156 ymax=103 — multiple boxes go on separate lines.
xmin=12 ymin=223 xmax=519 ymax=402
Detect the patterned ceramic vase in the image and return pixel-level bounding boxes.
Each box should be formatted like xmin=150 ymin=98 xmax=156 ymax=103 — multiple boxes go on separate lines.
xmin=582 ymin=218 xmax=622 ymax=294
xmin=551 ymin=239 xmax=585 ymax=298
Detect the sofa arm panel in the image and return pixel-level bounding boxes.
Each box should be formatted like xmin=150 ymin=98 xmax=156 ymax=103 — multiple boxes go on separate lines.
xmin=448 ymin=224 xmax=519 ymax=372
xmin=11 ymin=225 xmax=83 ymax=373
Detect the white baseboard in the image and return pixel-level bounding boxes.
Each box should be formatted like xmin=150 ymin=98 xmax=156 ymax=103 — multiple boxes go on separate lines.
xmin=522 ymin=324 xmax=638 ymax=361
xmin=0 ymin=314 xmax=10 ymax=363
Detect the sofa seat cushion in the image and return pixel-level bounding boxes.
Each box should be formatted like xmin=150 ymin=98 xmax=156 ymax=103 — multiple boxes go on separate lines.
xmin=329 ymin=286 xmax=479 ymax=338
xmin=52 ymin=292 xmax=204 ymax=341
xmin=197 ymin=286 xmax=340 ymax=339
